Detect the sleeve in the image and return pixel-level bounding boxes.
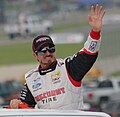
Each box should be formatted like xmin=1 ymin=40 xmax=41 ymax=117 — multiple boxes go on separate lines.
xmin=65 ymin=30 xmax=101 ymax=85
xmin=20 ymin=83 xmax=36 ymax=108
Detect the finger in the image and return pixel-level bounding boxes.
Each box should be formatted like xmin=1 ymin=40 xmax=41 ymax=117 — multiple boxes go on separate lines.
xmin=101 ymin=10 xmax=106 ymax=19
xmin=91 ymin=5 xmax=94 ymax=15
xmin=98 ymin=6 xmax=103 ymax=15
xmin=95 ymin=4 xmax=99 ymax=15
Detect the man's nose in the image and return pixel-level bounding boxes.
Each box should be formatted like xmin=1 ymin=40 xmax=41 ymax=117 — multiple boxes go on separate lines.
xmin=45 ymin=50 xmax=51 ymax=55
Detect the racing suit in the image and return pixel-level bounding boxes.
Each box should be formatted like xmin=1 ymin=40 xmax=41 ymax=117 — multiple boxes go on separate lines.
xmin=20 ymin=30 xmax=101 ymax=110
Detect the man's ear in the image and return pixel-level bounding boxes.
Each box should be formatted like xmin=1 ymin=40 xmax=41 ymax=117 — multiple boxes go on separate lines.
xmin=33 ymin=52 xmax=37 ymax=58
xmin=33 ymin=52 xmax=40 ymax=62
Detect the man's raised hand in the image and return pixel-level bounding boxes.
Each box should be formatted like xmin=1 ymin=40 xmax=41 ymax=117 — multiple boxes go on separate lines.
xmin=88 ymin=4 xmax=106 ymax=32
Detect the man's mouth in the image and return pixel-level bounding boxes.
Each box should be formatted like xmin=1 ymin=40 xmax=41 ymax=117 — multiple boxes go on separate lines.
xmin=44 ymin=55 xmax=52 ymax=59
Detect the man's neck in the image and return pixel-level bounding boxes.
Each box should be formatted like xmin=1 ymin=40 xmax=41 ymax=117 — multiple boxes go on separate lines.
xmin=38 ymin=60 xmax=57 ymax=75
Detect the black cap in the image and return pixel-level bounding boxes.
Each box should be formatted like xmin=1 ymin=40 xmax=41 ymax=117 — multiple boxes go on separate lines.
xmin=32 ymin=35 xmax=55 ymax=52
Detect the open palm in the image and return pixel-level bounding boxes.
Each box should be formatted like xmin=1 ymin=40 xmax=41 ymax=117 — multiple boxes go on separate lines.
xmin=88 ymin=4 xmax=106 ymax=32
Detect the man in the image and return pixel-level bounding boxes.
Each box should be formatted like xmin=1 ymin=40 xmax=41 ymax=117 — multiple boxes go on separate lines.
xmin=9 ymin=4 xmax=105 ymax=109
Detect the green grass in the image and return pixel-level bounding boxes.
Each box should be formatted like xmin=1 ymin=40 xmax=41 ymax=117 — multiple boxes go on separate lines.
xmin=53 ymin=21 xmax=88 ymax=32
xmin=0 ymin=42 xmax=84 ymax=66
xmin=0 ymin=19 xmax=86 ymax=66
xmin=0 ymin=42 xmax=34 ymax=65
xmin=99 ymin=30 xmax=120 ymax=59
xmin=0 ymin=34 xmax=8 ymax=40
xmin=56 ymin=43 xmax=84 ymax=58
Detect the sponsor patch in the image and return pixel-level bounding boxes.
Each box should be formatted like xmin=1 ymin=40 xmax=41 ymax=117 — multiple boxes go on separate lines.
xmin=89 ymin=41 xmax=97 ymax=52
xmin=51 ymin=71 xmax=61 ymax=84
xmin=35 ymin=87 xmax=65 ymax=103
xmin=32 ymin=77 xmax=42 ymax=91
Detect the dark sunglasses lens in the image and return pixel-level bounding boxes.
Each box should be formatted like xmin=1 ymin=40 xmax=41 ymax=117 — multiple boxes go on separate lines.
xmin=48 ymin=48 xmax=55 ymax=53
xmin=38 ymin=46 xmax=55 ymax=55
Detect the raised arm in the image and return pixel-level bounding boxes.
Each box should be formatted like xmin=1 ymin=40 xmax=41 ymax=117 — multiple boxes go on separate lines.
xmin=65 ymin=4 xmax=106 ymax=84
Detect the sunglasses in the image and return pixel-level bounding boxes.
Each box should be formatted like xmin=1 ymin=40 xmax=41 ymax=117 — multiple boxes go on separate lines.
xmin=37 ymin=46 xmax=55 ymax=56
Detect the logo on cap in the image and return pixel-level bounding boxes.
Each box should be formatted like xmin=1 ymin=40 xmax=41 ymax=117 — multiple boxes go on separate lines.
xmin=36 ymin=37 xmax=50 ymax=43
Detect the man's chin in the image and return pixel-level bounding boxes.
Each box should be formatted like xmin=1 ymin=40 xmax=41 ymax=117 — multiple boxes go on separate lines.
xmin=41 ymin=60 xmax=53 ymax=66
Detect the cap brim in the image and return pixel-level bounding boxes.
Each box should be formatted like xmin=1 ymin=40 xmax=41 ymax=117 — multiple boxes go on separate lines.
xmin=37 ymin=42 xmax=55 ymax=51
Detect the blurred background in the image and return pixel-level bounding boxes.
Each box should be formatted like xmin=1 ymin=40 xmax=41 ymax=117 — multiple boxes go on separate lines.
xmin=0 ymin=0 xmax=120 ymax=115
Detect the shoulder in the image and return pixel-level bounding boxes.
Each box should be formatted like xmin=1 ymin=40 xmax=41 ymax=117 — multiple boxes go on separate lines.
xmin=57 ymin=58 xmax=65 ymax=66
xmin=25 ymin=67 xmax=38 ymax=79
xmin=64 ymin=53 xmax=78 ymax=63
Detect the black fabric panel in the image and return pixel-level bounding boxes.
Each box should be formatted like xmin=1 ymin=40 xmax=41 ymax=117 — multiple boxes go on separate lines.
xmin=65 ymin=52 xmax=98 ymax=82
xmin=20 ymin=84 xmax=36 ymax=107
